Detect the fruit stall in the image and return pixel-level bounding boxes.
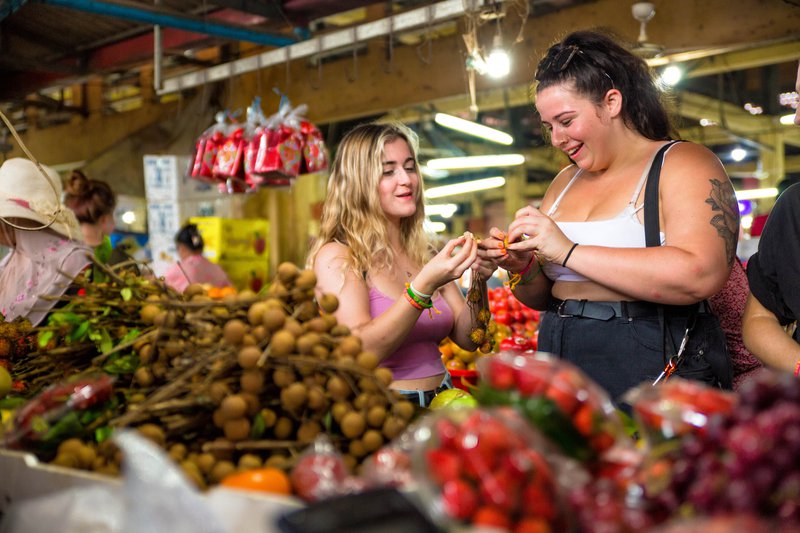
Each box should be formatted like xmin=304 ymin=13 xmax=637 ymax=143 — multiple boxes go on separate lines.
xmin=0 ymin=262 xmax=798 ymax=532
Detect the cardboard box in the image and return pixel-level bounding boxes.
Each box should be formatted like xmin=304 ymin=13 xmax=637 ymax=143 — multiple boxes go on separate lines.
xmin=191 ymin=217 xmax=269 ymax=262
xmin=143 ymin=155 xmax=219 ymax=201
xmin=219 ymin=257 xmax=270 ymax=293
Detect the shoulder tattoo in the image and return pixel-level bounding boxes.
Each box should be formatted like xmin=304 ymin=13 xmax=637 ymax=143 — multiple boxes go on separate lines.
xmin=705 ymin=178 xmax=739 ymax=266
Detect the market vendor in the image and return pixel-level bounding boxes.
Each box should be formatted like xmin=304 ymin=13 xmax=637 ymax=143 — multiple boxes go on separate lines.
xmin=0 ymin=158 xmax=92 ymax=327
xmin=163 ymin=223 xmax=231 ymax=293
xmin=308 ymin=122 xmax=495 ymax=407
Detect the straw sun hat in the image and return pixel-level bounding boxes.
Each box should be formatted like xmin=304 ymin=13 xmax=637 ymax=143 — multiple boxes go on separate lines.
xmin=0 ymin=157 xmax=82 ymax=240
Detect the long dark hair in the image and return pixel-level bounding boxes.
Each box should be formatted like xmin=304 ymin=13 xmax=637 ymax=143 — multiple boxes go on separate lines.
xmin=533 ymin=30 xmax=674 ymax=141
xmin=176 ymin=223 xmax=204 ymax=252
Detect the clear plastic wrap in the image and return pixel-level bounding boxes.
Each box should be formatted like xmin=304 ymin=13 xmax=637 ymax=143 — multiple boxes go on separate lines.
xmin=624 ymin=378 xmax=737 ymax=445
xmin=476 ymin=352 xmax=633 ymax=464
xmin=2 ymin=373 xmax=115 ymax=451
xmin=409 ymin=407 xmax=585 ymax=531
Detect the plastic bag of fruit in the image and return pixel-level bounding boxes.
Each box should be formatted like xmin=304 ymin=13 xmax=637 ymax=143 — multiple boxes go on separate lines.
xmin=475 ymin=352 xmax=634 ymax=464
xmin=409 ymin=407 xmax=586 ymax=531
xmin=1 ymin=372 xmax=116 ymax=451
xmin=623 ymin=377 xmax=737 ymax=446
xmin=290 ymin=434 xmax=367 ymax=502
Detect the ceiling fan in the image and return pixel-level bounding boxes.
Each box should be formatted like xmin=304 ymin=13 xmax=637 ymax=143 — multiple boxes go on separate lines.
xmin=630 ymin=2 xmax=664 ymax=59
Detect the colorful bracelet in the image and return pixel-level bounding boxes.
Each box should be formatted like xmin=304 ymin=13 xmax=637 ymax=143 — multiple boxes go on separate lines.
xmin=409 ymin=281 xmax=432 ymax=300
xmin=404 ymin=291 xmax=425 ymax=310
xmin=405 ymin=283 xmax=432 ymax=309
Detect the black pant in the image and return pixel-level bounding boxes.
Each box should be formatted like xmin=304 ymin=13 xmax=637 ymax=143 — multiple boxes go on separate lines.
xmin=538 ymin=302 xmax=731 ymax=405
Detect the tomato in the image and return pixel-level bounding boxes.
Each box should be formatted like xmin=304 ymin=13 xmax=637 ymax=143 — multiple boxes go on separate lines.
xmin=441 ymin=479 xmax=478 ymax=520
xmin=493 ymin=309 xmax=511 ymax=326
xmin=473 ymin=505 xmax=512 ymax=529
xmin=426 ymin=448 xmax=462 ymax=484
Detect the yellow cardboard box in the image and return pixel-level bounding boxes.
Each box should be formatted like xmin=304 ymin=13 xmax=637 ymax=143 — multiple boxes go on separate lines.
xmin=219 ymin=257 xmax=270 ymax=293
xmin=190 ymin=217 xmax=269 ymax=263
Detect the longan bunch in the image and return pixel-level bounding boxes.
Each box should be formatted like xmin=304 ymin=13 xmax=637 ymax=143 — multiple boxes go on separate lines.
xmin=466 ymin=270 xmax=494 ymax=354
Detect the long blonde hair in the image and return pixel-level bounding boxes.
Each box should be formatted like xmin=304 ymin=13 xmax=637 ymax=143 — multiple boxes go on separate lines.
xmin=307 ymin=122 xmax=431 ymax=279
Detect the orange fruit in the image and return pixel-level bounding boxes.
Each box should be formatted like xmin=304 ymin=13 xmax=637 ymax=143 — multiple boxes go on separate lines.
xmin=445 ymin=358 xmax=465 ymax=371
xmin=220 ymin=467 xmax=292 ymax=495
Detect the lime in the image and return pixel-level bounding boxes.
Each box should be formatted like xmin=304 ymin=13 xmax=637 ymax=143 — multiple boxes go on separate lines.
xmin=429 ymin=388 xmax=477 ymax=410
xmin=0 ymin=366 xmax=12 ymax=398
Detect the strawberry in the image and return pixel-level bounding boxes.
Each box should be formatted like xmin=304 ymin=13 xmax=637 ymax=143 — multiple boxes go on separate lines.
xmin=426 ymin=448 xmax=462 ymax=485
xmin=522 ymin=482 xmax=556 ymax=521
xmin=572 ymin=403 xmax=595 ymax=437
xmin=487 ymin=357 xmax=515 ymax=390
xmin=441 ymin=479 xmax=478 ymax=521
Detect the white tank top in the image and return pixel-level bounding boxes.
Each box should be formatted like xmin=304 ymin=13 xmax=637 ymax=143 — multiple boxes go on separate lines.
xmin=541 ymin=145 xmax=671 ymax=283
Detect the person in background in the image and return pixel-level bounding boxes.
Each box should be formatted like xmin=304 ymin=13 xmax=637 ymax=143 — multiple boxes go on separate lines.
xmin=478 ymin=30 xmax=736 ymax=402
xmin=0 ymin=158 xmax=92 ymax=326
xmin=741 ymin=60 xmax=800 ymax=376
xmin=163 ymin=223 xmax=231 ymax=293
xmin=63 ymin=170 xmax=121 ymax=264
xmin=308 ymin=122 xmax=494 ymax=407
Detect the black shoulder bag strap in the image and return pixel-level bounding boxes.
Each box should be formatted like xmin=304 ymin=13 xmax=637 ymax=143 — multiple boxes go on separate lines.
xmin=643 ymin=141 xmax=700 ymax=383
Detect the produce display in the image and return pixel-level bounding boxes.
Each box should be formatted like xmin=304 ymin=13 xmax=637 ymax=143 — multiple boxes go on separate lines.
xmin=0 ymin=259 xmax=414 ymax=491
xmin=2 ymin=253 xmax=800 ymax=533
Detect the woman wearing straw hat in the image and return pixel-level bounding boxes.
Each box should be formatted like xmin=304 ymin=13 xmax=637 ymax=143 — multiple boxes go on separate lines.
xmin=0 ymin=158 xmax=92 ymax=326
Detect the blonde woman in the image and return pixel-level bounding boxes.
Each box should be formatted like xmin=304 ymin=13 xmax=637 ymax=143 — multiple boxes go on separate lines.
xmin=308 ymin=122 xmax=492 ymax=406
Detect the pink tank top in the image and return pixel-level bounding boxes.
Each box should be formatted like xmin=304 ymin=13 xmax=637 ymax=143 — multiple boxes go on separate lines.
xmin=369 ymin=286 xmax=453 ymax=380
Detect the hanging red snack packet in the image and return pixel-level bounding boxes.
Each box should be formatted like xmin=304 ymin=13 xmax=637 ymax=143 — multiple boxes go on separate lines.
xmin=213 ymin=127 xmax=246 ymax=179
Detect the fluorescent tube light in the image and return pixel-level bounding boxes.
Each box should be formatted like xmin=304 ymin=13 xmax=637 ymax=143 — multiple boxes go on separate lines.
xmin=424 ymin=220 xmax=447 ymax=233
xmin=426 ymin=176 xmax=506 ymax=199
xmin=425 ymin=203 xmax=458 ymax=218
xmin=434 ymin=113 xmax=513 ymax=145
xmin=420 ymin=164 xmax=450 ymax=179
xmin=735 ymin=188 xmax=778 ymax=200
xmin=426 ymin=154 xmax=525 ymax=170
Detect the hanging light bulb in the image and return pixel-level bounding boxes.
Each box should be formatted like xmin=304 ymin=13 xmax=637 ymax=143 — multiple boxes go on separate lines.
xmin=486 ymin=33 xmax=510 ymax=78
xmin=731 ymin=147 xmax=747 ymax=162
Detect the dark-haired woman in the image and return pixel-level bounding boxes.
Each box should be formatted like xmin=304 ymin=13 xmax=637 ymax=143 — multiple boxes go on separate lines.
xmin=479 ymin=30 xmax=736 ymax=401
xmin=163 ymin=223 xmax=231 ymax=293
xmin=63 ymin=170 xmax=118 ymax=259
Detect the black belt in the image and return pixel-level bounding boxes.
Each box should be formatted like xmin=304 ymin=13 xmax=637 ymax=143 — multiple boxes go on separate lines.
xmin=548 ymin=299 xmax=710 ymax=320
